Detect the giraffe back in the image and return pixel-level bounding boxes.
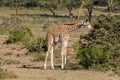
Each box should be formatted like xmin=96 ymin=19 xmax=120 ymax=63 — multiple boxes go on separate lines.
xmin=47 ymin=25 xmax=69 ymax=43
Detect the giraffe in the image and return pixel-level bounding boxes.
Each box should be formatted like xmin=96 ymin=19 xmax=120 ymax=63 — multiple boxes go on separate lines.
xmin=44 ymin=19 xmax=92 ymax=69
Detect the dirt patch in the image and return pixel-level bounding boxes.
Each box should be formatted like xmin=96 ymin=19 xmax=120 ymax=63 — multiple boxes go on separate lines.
xmin=1 ymin=63 xmax=120 ymax=80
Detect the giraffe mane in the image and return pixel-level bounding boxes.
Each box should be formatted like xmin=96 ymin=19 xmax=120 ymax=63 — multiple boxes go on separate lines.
xmin=64 ymin=21 xmax=82 ymax=25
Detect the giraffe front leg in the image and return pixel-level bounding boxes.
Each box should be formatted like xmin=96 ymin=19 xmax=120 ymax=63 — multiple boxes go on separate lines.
xmin=61 ymin=41 xmax=68 ymax=69
xmin=64 ymin=43 xmax=67 ymax=66
xmin=64 ymin=51 xmax=67 ymax=65
xmin=61 ymin=50 xmax=64 ymax=69
xmin=50 ymin=46 xmax=54 ymax=69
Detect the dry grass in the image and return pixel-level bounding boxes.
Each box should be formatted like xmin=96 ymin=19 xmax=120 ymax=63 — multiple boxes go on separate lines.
xmin=0 ymin=7 xmax=120 ymax=80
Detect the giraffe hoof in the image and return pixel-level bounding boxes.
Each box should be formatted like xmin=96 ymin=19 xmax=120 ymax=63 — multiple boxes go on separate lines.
xmin=61 ymin=65 xmax=64 ymax=69
xmin=44 ymin=66 xmax=47 ymax=69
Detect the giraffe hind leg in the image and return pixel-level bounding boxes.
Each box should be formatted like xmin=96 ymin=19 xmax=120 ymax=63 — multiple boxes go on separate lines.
xmin=44 ymin=42 xmax=55 ymax=69
xmin=50 ymin=45 xmax=54 ymax=69
xmin=44 ymin=44 xmax=52 ymax=69
xmin=44 ymin=51 xmax=49 ymax=69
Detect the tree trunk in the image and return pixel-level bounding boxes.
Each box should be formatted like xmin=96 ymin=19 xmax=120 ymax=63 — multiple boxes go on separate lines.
xmin=68 ymin=5 xmax=73 ymax=18
xmin=88 ymin=10 xmax=92 ymax=22
xmin=58 ymin=0 xmax=61 ymax=4
xmin=77 ymin=0 xmax=84 ymax=19
xmin=15 ymin=0 xmax=18 ymax=19
xmin=87 ymin=1 xmax=94 ymax=22
xmin=0 ymin=0 xmax=3 ymax=7
xmin=48 ymin=7 xmax=56 ymax=17
xmin=108 ymin=0 xmax=113 ymax=14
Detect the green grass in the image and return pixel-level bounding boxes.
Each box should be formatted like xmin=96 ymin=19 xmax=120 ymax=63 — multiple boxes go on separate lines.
xmin=0 ymin=7 xmax=120 ymax=80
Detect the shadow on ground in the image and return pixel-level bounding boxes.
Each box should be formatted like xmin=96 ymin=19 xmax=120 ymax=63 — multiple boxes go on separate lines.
xmin=17 ymin=63 xmax=83 ymax=70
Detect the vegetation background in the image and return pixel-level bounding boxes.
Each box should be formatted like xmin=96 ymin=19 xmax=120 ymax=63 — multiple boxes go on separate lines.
xmin=0 ymin=0 xmax=120 ymax=80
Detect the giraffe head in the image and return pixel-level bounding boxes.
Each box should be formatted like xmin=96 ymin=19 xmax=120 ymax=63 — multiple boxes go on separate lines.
xmin=82 ymin=19 xmax=92 ymax=29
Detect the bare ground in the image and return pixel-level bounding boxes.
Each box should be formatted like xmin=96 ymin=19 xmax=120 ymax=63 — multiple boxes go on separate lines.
xmin=0 ymin=33 xmax=120 ymax=80
xmin=0 ymin=7 xmax=120 ymax=80
xmin=2 ymin=64 xmax=120 ymax=80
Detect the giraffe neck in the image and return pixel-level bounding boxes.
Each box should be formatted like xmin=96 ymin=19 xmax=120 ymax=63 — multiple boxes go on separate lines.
xmin=65 ymin=22 xmax=83 ymax=32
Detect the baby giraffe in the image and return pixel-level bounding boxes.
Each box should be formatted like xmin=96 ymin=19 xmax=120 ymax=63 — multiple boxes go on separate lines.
xmin=44 ymin=19 xmax=92 ymax=69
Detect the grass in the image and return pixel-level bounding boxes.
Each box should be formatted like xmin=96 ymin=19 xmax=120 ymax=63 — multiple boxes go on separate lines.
xmin=0 ymin=58 xmax=20 ymax=66
xmin=0 ymin=68 xmax=16 ymax=79
xmin=0 ymin=7 xmax=119 ymax=80
xmin=31 ymin=53 xmax=45 ymax=62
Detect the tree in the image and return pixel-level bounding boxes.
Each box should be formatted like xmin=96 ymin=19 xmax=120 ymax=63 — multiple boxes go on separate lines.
xmin=85 ymin=0 xmax=94 ymax=21
xmin=58 ymin=0 xmax=81 ymax=18
xmin=77 ymin=0 xmax=94 ymax=21
xmin=108 ymin=0 xmax=113 ymax=14
xmin=79 ymin=15 xmax=120 ymax=69
xmin=0 ymin=0 xmax=3 ymax=7
xmin=15 ymin=0 xmax=19 ymax=19
xmin=77 ymin=0 xmax=84 ymax=19
xmin=117 ymin=0 xmax=120 ymax=4
xmin=40 ymin=0 xmax=58 ymax=17
xmin=114 ymin=0 xmax=120 ymax=9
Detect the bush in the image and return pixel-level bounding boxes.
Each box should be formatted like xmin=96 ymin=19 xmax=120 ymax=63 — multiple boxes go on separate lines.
xmin=72 ymin=42 xmax=79 ymax=52
xmin=25 ymin=37 xmax=47 ymax=53
xmin=77 ymin=45 xmax=112 ymax=69
xmin=8 ymin=26 xmax=33 ymax=43
xmin=78 ymin=15 xmax=120 ymax=72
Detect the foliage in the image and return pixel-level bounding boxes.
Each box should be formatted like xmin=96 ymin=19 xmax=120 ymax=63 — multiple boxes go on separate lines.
xmin=85 ymin=0 xmax=94 ymax=21
xmin=25 ymin=37 xmax=47 ymax=53
xmin=41 ymin=0 xmax=58 ymax=16
xmin=0 ymin=0 xmax=119 ymax=8
xmin=22 ymin=0 xmax=40 ymax=7
xmin=117 ymin=0 xmax=120 ymax=4
xmin=8 ymin=26 xmax=33 ymax=43
xmin=80 ymin=15 xmax=120 ymax=51
xmin=77 ymin=45 xmax=112 ymax=69
xmin=77 ymin=15 xmax=120 ymax=72
xmin=72 ymin=42 xmax=79 ymax=52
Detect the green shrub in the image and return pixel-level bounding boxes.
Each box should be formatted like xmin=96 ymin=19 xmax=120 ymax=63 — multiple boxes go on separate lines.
xmin=25 ymin=37 xmax=47 ymax=53
xmin=72 ymin=42 xmax=79 ymax=52
xmin=8 ymin=26 xmax=33 ymax=43
xmin=77 ymin=45 xmax=112 ymax=69
xmin=78 ymin=15 xmax=120 ymax=73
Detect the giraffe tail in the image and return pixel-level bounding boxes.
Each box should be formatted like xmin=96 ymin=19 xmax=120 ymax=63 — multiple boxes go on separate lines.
xmin=44 ymin=35 xmax=48 ymax=52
